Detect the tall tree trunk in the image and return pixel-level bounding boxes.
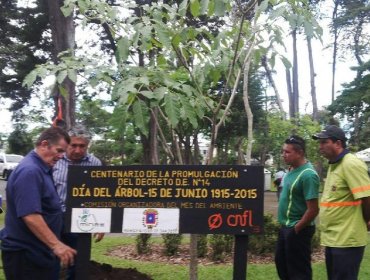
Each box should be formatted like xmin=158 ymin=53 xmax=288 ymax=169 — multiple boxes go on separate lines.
xmin=243 ymin=57 xmax=253 ymax=165
xmin=261 ymin=55 xmax=285 ymax=118
xmin=192 ymin=132 xmax=201 ymax=165
xmin=286 ymin=69 xmax=294 ymax=118
xmin=47 ymin=0 xmax=76 ymax=129
xmin=149 ymin=108 xmax=159 ymax=164
xmin=331 ymin=0 xmax=340 ymax=102
xmin=292 ymin=28 xmax=299 ymax=117
xmin=353 ymin=17 xmax=365 ymax=78
xmin=307 ymin=37 xmax=318 ymax=121
xmin=236 ymin=137 xmax=244 ymax=164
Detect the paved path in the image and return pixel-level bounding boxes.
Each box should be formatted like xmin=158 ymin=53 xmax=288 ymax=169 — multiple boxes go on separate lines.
xmin=0 ymin=179 xmax=6 ymax=202
xmin=264 ymin=191 xmax=278 ymax=217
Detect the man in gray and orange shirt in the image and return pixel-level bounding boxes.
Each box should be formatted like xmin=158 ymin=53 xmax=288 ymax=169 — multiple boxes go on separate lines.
xmin=313 ymin=125 xmax=370 ymax=280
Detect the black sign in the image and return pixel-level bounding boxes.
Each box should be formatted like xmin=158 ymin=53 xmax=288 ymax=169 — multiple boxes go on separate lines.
xmin=65 ymin=165 xmax=264 ymax=235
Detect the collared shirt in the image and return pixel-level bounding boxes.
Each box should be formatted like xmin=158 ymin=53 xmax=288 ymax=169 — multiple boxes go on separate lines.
xmin=278 ymin=162 xmax=319 ymax=227
xmin=53 ymin=153 xmax=102 ymax=212
xmin=0 ymin=150 xmax=62 ymax=267
xmin=328 ymin=149 xmax=349 ymax=164
xmin=320 ymin=153 xmax=370 ymax=247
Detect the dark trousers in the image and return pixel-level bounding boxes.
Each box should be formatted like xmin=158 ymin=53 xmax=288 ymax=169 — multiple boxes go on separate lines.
xmin=325 ymin=246 xmax=365 ymax=280
xmin=2 ymin=250 xmax=57 ymax=280
xmin=275 ymin=225 xmax=315 ymax=280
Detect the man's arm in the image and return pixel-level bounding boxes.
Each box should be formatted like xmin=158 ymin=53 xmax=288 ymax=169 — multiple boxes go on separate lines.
xmin=361 ymin=196 xmax=370 ymax=223
xmin=23 ymin=213 xmax=76 ymax=266
xmin=294 ymin=199 xmax=319 ymax=233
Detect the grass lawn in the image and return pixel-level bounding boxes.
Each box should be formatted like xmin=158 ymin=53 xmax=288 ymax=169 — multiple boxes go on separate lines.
xmin=0 ymin=207 xmax=370 ymax=279
xmin=89 ymin=235 xmax=370 ymax=280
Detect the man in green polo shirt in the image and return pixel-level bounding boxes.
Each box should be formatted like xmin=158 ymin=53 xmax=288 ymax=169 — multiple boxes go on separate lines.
xmin=313 ymin=125 xmax=370 ymax=280
xmin=275 ymin=135 xmax=320 ymax=280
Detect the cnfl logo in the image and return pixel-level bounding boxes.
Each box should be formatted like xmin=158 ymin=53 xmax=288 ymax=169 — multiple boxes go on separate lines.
xmin=208 ymin=210 xmax=253 ymax=230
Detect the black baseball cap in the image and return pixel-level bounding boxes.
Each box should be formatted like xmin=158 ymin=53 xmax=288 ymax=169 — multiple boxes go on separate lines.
xmin=312 ymin=125 xmax=347 ymax=142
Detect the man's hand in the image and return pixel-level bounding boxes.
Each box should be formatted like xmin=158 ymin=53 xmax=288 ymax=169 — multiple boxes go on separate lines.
xmin=22 ymin=214 xmax=77 ymax=267
xmin=51 ymin=242 xmax=77 ymax=267
xmin=93 ymin=233 xmax=105 ymax=242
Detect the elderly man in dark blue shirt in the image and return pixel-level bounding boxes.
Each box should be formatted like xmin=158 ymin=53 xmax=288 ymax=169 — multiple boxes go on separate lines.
xmin=0 ymin=127 xmax=76 ymax=280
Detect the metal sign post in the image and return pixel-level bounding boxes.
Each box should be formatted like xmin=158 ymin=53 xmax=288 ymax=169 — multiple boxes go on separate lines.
xmin=233 ymin=235 xmax=249 ymax=280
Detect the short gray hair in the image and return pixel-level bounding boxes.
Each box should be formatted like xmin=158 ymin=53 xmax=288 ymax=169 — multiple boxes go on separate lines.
xmin=68 ymin=124 xmax=92 ymax=141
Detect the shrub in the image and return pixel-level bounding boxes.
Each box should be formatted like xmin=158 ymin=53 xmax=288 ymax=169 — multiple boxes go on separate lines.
xmin=209 ymin=234 xmax=226 ymax=261
xmin=197 ymin=234 xmax=208 ymax=258
xmin=248 ymin=214 xmax=321 ymax=254
xmin=136 ymin=233 xmax=151 ymax=254
xmin=248 ymin=214 xmax=280 ymax=254
xmin=162 ymin=234 xmax=182 ymax=256
xmin=224 ymin=235 xmax=234 ymax=253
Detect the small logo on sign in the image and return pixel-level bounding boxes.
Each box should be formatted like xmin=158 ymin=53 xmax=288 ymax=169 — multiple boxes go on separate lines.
xmin=208 ymin=213 xmax=223 ymax=230
xmin=76 ymin=209 xmax=97 ymax=232
xmin=143 ymin=209 xmax=158 ymax=229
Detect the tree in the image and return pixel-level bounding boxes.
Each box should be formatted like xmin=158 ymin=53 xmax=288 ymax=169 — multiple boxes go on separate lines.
xmin=327 ymin=0 xmax=370 ymax=144
xmin=328 ymin=62 xmax=370 ymax=148
xmin=22 ymin=2 xmax=323 ymax=278
xmin=0 ymin=0 xmax=50 ymax=113
xmin=282 ymin=1 xmax=322 ymax=119
xmin=7 ymin=125 xmax=33 ymax=155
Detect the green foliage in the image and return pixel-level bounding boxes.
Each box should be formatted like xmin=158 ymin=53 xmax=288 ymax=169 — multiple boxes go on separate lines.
xmin=136 ymin=233 xmax=152 ymax=254
xmin=224 ymin=234 xmax=234 ymax=253
xmin=248 ymin=214 xmax=280 ymax=254
xmin=254 ymin=113 xmax=321 ymax=168
xmin=0 ymin=0 xmax=49 ymax=112
xmin=197 ymin=234 xmax=208 ymax=258
xmin=209 ymin=234 xmax=228 ymax=261
xmin=215 ymin=67 xmax=267 ymax=164
xmin=328 ymin=69 xmax=370 ymax=149
xmin=203 ymin=234 xmax=237 ymax=261
xmin=162 ymin=234 xmax=183 ymax=256
xmin=77 ymin=99 xmax=112 ymax=135
xmin=7 ymin=127 xmax=33 ymax=155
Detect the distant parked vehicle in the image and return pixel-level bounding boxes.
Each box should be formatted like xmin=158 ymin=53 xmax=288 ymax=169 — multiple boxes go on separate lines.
xmin=0 ymin=154 xmax=24 ymax=180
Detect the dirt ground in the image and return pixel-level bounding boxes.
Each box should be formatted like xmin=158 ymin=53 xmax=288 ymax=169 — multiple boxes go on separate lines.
xmin=89 ymin=260 xmax=153 ymax=280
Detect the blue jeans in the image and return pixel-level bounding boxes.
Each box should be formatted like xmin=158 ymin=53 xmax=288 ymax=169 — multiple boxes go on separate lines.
xmin=275 ymin=225 xmax=315 ymax=280
xmin=325 ymin=246 xmax=364 ymax=280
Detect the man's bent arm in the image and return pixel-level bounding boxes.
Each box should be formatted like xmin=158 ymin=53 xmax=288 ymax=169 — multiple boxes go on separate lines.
xmin=361 ymin=196 xmax=370 ymax=222
xmin=294 ymin=198 xmax=319 ymax=233
xmin=23 ymin=213 xmax=76 ymax=266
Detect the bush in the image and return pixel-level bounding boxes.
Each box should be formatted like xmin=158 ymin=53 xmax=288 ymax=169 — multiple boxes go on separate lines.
xmin=224 ymin=235 xmax=234 ymax=253
xmin=209 ymin=235 xmax=226 ymax=261
xmin=248 ymin=214 xmax=321 ymax=255
xmin=136 ymin=233 xmax=151 ymax=254
xmin=248 ymin=214 xmax=280 ymax=254
xmin=197 ymin=234 xmax=208 ymax=258
xmin=162 ymin=234 xmax=182 ymax=256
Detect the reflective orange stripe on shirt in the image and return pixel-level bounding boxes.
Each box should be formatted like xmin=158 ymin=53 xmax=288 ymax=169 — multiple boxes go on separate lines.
xmin=320 ymin=201 xmax=362 ymax=207
xmin=351 ymin=185 xmax=370 ymax=194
